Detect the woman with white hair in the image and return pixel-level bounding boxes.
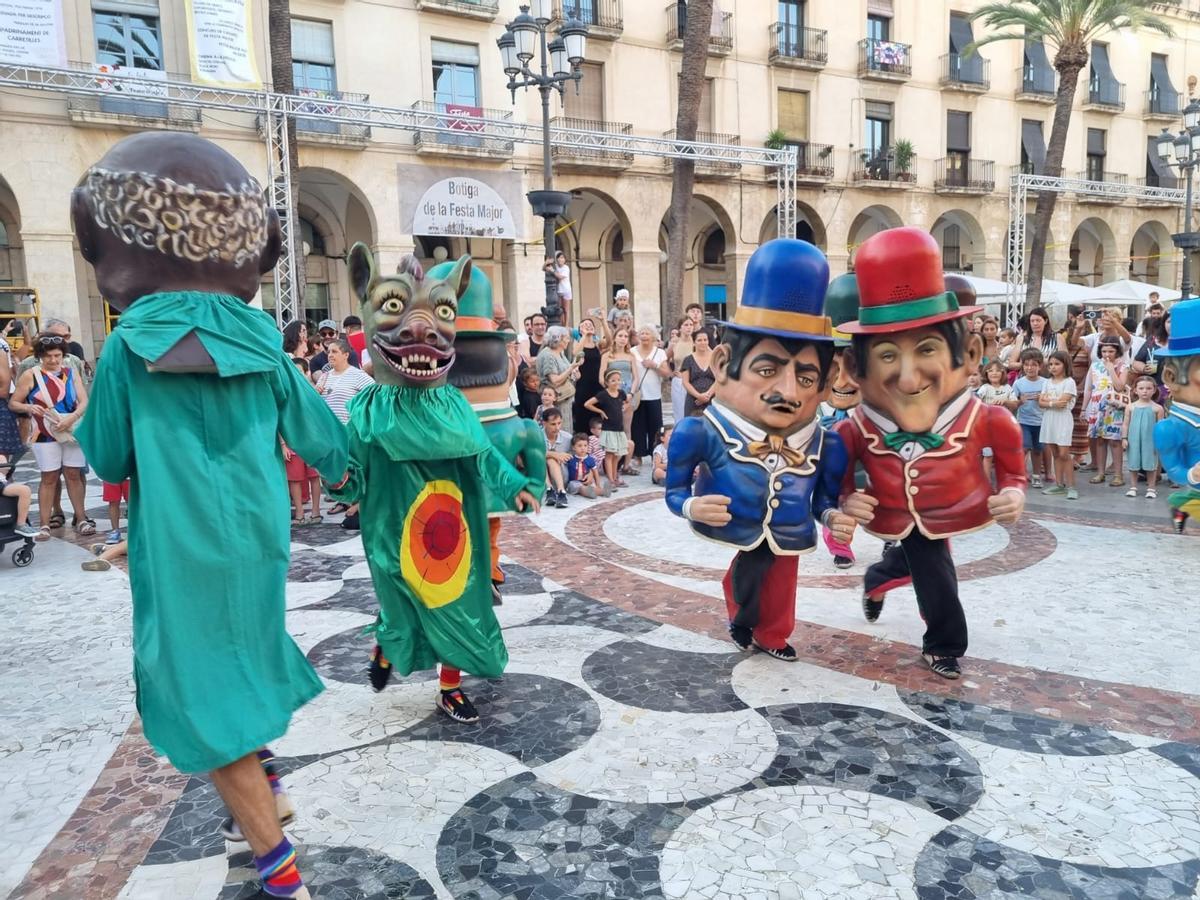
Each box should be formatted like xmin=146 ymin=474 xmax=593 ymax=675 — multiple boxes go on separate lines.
xmin=630 ymin=324 xmax=670 ymax=466
xmin=536 ymin=325 xmax=580 ymax=431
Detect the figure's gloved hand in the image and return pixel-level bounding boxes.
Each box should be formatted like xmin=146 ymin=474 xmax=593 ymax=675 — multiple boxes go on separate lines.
xmin=687 ymin=494 xmax=732 ymax=527
xmin=514 ymin=490 xmax=541 ymax=514
xmin=988 ymin=488 xmax=1025 ymax=525
xmin=842 ymin=491 xmax=878 ymax=526
xmin=1189 ymin=461 xmax=1200 ymax=486
xmin=824 ymin=510 xmax=857 ymax=546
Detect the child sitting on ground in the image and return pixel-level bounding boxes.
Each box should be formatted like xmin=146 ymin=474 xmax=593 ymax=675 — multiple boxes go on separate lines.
xmin=652 ymin=424 xmax=671 ymax=485
xmin=565 ymin=433 xmax=610 ymax=499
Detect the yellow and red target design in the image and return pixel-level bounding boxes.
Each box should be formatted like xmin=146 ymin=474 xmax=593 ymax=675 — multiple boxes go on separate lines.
xmin=400 ymin=480 xmax=472 ymax=608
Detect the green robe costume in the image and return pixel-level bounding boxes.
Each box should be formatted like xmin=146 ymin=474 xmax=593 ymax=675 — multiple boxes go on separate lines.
xmin=330 ymin=384 xmax=527 ymax=677
xmin=76 ymin=292 xmax=348 ymax=774
xmin=473 ymin=401 xmax=547 ymax=516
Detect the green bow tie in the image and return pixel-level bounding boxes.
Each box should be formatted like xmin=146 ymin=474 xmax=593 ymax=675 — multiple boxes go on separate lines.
xmin=882 ymin=430 xmax=946 ymax=451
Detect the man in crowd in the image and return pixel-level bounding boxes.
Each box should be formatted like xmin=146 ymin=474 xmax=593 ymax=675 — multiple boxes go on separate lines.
xmin=342 ymin=314 xmax=366 ymax=357
xmin=308 ymin=319 xmax=360 ymax=372
xmin=542 ymin=407 xmax=571 ymax=508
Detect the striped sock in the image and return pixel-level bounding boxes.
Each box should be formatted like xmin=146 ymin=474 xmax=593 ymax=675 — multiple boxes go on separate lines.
xmin=439 ymin=665 xmax=462 ymax=692
xmin=257 ymin=747 xmax=283 ymax=796
xmin=255 ymin=837 xmax=304 ymax=898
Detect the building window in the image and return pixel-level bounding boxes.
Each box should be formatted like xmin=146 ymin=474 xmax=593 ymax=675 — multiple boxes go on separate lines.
xmin=432 ymin=40 xmax=481 ymax=109
xmin=946 ymin=110 xmax=971 ymax=183
xmin=867 ymin=13 xmax=889 ymax=41
xmin=1149 ymin=53 xmax=1179 ymax=115
xmin=941 ymin=224 xmax=962 ymax=271
xmin=778 ymin=0 xmax=805 ymax=54
xmin=564 ymin=61 xmax=604 ymax=121
xmin=1020 ymin=119 xmax=1045 ymax=175
xmin=1086 ymin=128 xmax=1106 ymax=181
xmin=299 ymin=217 xmax=326 ymax=256
xmin=864 ymin=100 xmax=892 ymax=159
xmin=291 ymin=19 xmax=336 ymax=94
xmin=777 ymin=89 xmax=808 ymax=143
xmin=94 ymin=9 xmax=163 ymax=70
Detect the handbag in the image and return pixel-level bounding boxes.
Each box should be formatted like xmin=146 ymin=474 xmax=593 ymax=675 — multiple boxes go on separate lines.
xmin=630 ymin=349 xmax=656 ymax=412
xmin=32 ymin=367 xmax=79 ymax=445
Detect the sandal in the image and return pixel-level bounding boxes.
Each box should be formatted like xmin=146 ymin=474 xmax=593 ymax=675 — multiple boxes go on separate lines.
xmin=328 ymin=503 xmax=349 ymax=515
xmin=1146 ymin=489 xmax=1158 ymax=500
xmin=35 ymin=526 xmax=51 ymax=543
xmin=1088 ymin=474 xmax=1106 ymax=484
xmin=73 ymin=517 xmax=97 ymax=536
xmin=1125 ymin=486 xmax=1138 ymax=497
xmin=81 ymin=558 xmax=112 ymax=572
xmin=306 ymin=515 xmax=324 ymax=525
xmin=48 ymin=513 xmax=65 ymax=530
xmin=1109 ymin=477 xmax=1125 ymax=487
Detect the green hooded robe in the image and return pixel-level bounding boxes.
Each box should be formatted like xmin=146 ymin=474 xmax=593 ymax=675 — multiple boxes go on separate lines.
xmin=76 ymin=292 xmax=348 ymax=773
xmin=329 ymin=383 xmax=527 ymax=677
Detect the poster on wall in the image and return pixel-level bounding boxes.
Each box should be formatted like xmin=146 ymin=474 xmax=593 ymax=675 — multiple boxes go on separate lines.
xmin=0 ymin=0 xmax=67 ymax=67
xmin=185 ymin=0 xmax=261 ymax=88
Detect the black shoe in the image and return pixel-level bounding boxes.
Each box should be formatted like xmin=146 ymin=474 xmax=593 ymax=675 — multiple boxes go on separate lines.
xmin=833 ymin=555 xmax=853 ymax=570
xmin=340 ymin=511 xmax=359 ymax=531
xmin=728 ymin=623 xmax=752 ymax=651
xmin=368 ymin=645 xmax=392 ymax=692
xmin=545 ymin=489 xmax=556 ymax=507
xmin=921 ymin=653 xmax=962 ymax=680
xmin=437 ymin=687 xmax=480 ymax=723
xmin=491 ymin=580 xmax=503 ymax=606
xmin=555 ymin=491 xmax=569 ymax=509
xmin=753 ymin=639 xmax=798 ymax=662
xmin=1173 ymin=509 xmax=1189 ymax=535
xmin=862 ymin=590 xmax=885 ymax=623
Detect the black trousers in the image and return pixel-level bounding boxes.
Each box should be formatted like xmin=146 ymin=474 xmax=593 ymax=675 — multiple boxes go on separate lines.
xmin=631 ymin=398 xmax=663 ymax=459
xmin=864 ymin=530 xmax=967 ymax=658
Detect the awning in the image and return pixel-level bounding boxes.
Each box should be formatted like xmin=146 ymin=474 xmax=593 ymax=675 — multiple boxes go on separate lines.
xmin=1090 ymin=43 xmax=1120 ymax=103
xmin=949 ymin=15 xmax=973 ymax=54
xmin=1151 ymin=53 xmax=1178 ymax=111
xmin=1147 ymin=134 xmax=1178 ymax=186
xmin=1022 ymin=119 xmax=1046 ymax=174
xmin=1023 ymin=39 xmax=1054 ymax=92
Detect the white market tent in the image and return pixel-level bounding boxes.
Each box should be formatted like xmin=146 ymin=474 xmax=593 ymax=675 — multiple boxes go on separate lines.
xmin=1093 ymin=279 xmax=1180 ymax=305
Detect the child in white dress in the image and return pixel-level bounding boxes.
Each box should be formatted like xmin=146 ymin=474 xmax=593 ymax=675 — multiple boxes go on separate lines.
xmin=1038 ymin=350 xmax=1078 ymax=499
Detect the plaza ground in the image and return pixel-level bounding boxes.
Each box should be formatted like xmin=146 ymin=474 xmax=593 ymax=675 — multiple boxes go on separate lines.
xmin=3 ymin=468 xmax=1199 ymax=899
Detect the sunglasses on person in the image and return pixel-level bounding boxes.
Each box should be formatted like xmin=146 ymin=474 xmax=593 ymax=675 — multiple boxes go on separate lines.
xmin=39 ymin=336 xmax=66 ymax=346
xmin=320 ymin=330 xmax=336 ymax=338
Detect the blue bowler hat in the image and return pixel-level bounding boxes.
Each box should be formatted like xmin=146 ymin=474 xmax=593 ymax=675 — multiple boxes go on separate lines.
xmin=724 ymin=238 xmax=833 ymax=341
xmin=1158 ymin=298 xmax=1200 ymax=356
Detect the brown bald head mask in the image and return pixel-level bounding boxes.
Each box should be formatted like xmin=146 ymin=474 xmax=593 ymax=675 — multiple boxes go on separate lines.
xmin=71 ymin=133 xmax=282 ymax=310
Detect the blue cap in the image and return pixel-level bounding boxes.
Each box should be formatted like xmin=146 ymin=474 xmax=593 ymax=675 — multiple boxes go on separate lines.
xmin=724 ymin=238 xmax=832 ymax=341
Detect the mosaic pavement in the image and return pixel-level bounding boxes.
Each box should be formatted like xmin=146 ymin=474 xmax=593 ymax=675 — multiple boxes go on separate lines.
xmin=4 ymin=465 xmax=1200 ymax=899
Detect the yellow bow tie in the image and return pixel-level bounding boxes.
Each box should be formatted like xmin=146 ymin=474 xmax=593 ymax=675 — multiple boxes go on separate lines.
xmin=747 ymin=434 xmax=807 ymax=466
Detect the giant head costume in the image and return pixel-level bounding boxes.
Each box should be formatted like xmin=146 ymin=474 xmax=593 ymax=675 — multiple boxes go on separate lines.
xmin=1159 ymin=300 xmax=1200 ymax=407
xmin=825 ymin=272 xmax=861 ymax=413
xmin=431 ymin=261 xmax=514 ymax=398
xmin=711 ymin=238 xmax=835 ymax=435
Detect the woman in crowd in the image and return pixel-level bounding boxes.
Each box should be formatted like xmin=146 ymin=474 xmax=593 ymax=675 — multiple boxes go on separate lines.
xmin=571 ymin=314 xmax=610 ymax=432
xmin=316 ymin=339 xmax=372 ymax=528
xmin=680 ymin=328 xmax=716 ymax=417
xmin=630 ymin=325 xmax=670 ymax=466
xmin=979 ymin=316 xmax=1001 ymax=367
xmin=536 ymin=325 xmax=580 ymax=432
xmin=8 ymin=335 xmax=92 ymax=536
xmin=667 ymin=317 xmax=696 ymax=423
xmin=1008 ymin=306 xmax=1057 ymax=373
xmin=1081 ymin=336 xmax=1129 ymax=486
xmin=600 ymin=327 xmax=638 ymax=458
xmin=282 ymin=320 xmax=309 ymax=364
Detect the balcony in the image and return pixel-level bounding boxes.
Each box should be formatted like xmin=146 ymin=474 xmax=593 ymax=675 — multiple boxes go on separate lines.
xmin=255 ymin=89 xmax=370 ymax=147
xmin=411 ymin=101 xmax=513 ymax=160
xmin=939 ymin=52 xmax=990 ymax=93
xmin=667 ymin=4 xmax=733 ymax=56
xmin=1145 ymin=90 xmax=1183 ymax=122
xmin=66 ymin=66 xmax=202 ymax=132
xmin=414 ymin=0 xmax=498 ymax=21
xmin=1137 ymin=174 xmax=1180 ymax=205
xmin=1075 ymin=171 xmax=1128 ymax=203
xmin=768 ymin=24 xmax=827 ymax=70
xmin=663 ymin=129 xmax=741 ymax=177
xmin=1014 ymin=66 xmax=1057 ymax=104
xmin=934 ymin=157 xmax=995 ymax=194
xmin=1083 ymin=81 xmax=1125 ymax=112
xmin=788 ymin=141 xmax=835 ymax=183
xmin=551 ymin=0 xmax=623 ymax=40
xmin=858 ymin=38 xmax=911 ymax=82
xmin=851 ymin=146 xmax=917 ymax=187
xmin=550 ymin=117 xmax=634 ymax=172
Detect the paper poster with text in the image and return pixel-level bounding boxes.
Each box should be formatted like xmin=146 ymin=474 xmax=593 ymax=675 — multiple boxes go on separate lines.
xmin=186 ymin=0 xmax=261 ymax=88
xmin=0 ymin=0 xmax=67 ymax=67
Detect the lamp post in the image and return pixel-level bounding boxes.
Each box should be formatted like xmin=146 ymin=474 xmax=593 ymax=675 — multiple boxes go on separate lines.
xmin=498 ymin=2 xmax=588 ymax=326
xmin=1156 ymin=96 xmax=1200 ymax=301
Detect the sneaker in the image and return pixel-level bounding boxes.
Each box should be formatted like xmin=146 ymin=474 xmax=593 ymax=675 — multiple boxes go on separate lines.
xmin=555 ymin=491 xmax=568 ymax=509
xmin=219 ymin=791 xmax=296 ymax=842
xmin=1030 ymin=475 xmax=1044 ymax=488
xmin=833 ymin=555 xmax=853 ymax=570
xmin=921 ymin=653 xmax=962 ymax=680
xmin=105 ymin=529 xmax=121 ymax=545
xmin=1066 ymin=488 xmax=1079 ymax=500
xmin=437 ymin=687 xmax=480 ymax=723
xmin=1125 ymin=486 xmax=1138 ymax=498
xmin=1042 ymin=485 xmax=1066 ymax=495
xmin=368 ymin=644 xmax=393 ymax=692
xmin=491 ymin=580 xmax=503 ymax=607
xmin=13 ymin=523 xmax=39 ymax=539
xmin=81 ymin=558 xmax=111 ymax=572
xmin=862 ymin=590 xmax=885 ymax=623
xmin=728 ymin=623 xmax=752 ymax=651
xmin=1146 ymin=489 xmax=1158 ymax=500
xmin=753 ymin=639 xmax=798 ymax=662
xmin=544 ymin=489 xmax=556 ymax=507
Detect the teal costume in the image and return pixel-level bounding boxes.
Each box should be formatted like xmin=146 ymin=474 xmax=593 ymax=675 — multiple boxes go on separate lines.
xmin=473 ymin=402 xmax=546 ymax=515
xmin=76 ymin=292 xmax=348 ymax=773
xmin=330 ymin=384 xmax=528 ymax=676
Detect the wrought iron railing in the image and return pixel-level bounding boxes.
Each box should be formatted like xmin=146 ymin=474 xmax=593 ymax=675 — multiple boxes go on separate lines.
xmin=415 ymin=0 xmax=499 ymax=15
xmin=788 ymin=141 xmax=834 ymax=178
xmin=552 ymin=0 xmax=622 ymax=33
xmin=1146 ymin=90 xmax=1183 ymax=117
xmin=939 ymin=52 xmax=989 ymax=89
xmin=1017 ymin=62 xmax=1056 ymax=96
xmin=667 ymin=4 xmax=733 ymax=52
xmin=934 ymin=157 xmax=995 ymax=192
xmin=65 ymin=64 xmax=202 ymax=126
xmin=1087 ymin=80 xmax=1126 ymax=110
xmin=769 ymin=24 xmax=827 ymax=66
xmin=411 ymin=100 xmax=514 ymax=154
xmin=1139 ymin=173 xmax=1179 ymax=190
xmin=857 ymin=38 xmax=911 ymax=77
xmin=550 ymin=116 xmax=633 ymax=163
xmin=664 ymin=129 xmax=740 ymax=170
xmin=294 ymin=88 xmax=371 ymax=139
xmin=851 ymin=145 xmax=916 ymax=183
xmin=1077 ymin=170 xmax=1128 ymax=185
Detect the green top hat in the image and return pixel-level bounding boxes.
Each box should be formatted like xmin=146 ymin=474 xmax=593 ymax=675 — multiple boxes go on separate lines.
xmin=426 ymin=260 xmax=514 ymax=340
xmin=825 ymin=273 xmax=860 ymax=348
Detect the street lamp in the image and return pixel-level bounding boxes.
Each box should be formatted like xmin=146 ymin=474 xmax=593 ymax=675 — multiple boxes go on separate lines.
xmin=1158 ymin=96 xmax=1200 ymax=301
xmin=498 ymin=4 xmax=589 ymax=326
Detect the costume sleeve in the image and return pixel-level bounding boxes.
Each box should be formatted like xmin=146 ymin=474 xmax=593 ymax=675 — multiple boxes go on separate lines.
xmin=833 ymin=418 xmax=862 ymax=501
xmin=75 ymin=338 xmax=134 ymax=484
xmin=664 ymin=416 xmax=708 ymax=517
xmin=987 ymin=405 xmax=1027 ymax=493
xmin=1154 ymin=418 xmax=1194 ymax=486
xmin=519 ymin=420 xmax=548 ymax=500
xmin=326 ymin=428 xmax=367 ymax=504
xmin=475 ymin=443 xmax=529 ymax=507
xmin=275 ymin=355 xmax=349 ymax=483
xmin=812 ymin=428 xmax=848 ymax=521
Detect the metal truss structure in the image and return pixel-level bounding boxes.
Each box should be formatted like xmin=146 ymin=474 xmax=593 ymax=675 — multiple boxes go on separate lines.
xmin=0 ymin=63 xmax=798 ymax=324
xmin=1006 ymin=172 xmax=1185 ymax=327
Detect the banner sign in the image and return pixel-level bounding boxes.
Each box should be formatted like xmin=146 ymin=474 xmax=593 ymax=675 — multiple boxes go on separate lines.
xmin=94 ymin=63 xmax=169 ymax=97
xmin=399 ymin=165 xmax=525 ymax=240
xmin=0 ymin=0 xmax=66 ymax=67
xmin=185 ymin=0 xmax=261 ymax=88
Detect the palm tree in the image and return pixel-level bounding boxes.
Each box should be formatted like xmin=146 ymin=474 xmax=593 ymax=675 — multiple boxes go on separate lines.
xmin=267 ymin=0 xmax=307 ymax=318
xmin=969 ymin=0 xmax=1173 ymax=311
xmin=664 ymin=0 xmax=714 ymax=332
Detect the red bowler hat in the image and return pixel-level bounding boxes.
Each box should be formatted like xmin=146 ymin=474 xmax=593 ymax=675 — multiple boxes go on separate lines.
xmin=839 ymin=227 xmax=981 ymax=334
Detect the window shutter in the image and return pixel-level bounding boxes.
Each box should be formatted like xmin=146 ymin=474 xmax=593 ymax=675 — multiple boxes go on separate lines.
xmin=948 ymin=14 xmax=973 ymax=54
xmin=564 ymin=62 xmax=604 ymax=120
xmin=1087 ymin=128 xmax=1106 ymax=156
xmin=867 ymin=0 xmax=893 ymax=17
xmin=291 ymin=19 xmax=334 ymax=65
xmin=946 ymin=111 xmax=970 ymax=152
xmin=1021 ymin=119 xmax=1046 ymax=174
xmin=431 ymin=40 xmax=480 ymax=66
xmin=778 ymin=89 xmax=808 ymax=141
xmin=864 ymin=100 xmax=892 ymax=121
xmin=698 ymin=77 xmax=714 ymax=132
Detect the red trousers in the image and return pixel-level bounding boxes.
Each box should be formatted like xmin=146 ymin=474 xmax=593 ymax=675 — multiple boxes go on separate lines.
xmin=721 ymin=544 xmax=798 ymax=650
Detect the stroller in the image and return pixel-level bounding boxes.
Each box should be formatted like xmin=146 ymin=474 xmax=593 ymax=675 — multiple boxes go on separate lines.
xmin=0 ymin=450 xmax=35 ymax=567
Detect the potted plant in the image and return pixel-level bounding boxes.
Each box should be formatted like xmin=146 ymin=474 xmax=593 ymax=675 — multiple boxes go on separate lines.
xmin=765 ymin=128 xmax=788 ymax=150
xmin=893 ymin=139 xmax=916 ymax=182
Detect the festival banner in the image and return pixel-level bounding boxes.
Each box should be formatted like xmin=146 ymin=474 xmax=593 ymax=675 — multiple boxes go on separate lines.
xmin=185 ymin=0 xmax=261 ymax=88
xmin=0 ymin=0 xmax=66 ymax=67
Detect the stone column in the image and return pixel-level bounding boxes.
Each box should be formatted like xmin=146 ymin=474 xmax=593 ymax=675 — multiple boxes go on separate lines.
xmin=510 ymin=245 xmax=551 ymax=324
xmin=21 ymin=230 xmax=88 ymax=345
xmin=626 ymin=249 xmax=662 ymax=327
